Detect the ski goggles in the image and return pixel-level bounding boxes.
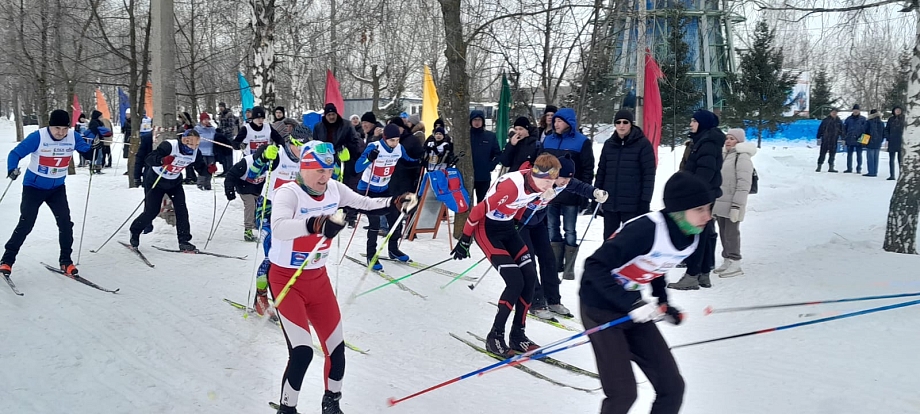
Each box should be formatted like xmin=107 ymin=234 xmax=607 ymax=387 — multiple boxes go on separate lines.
xmin=531 ymin=165 xmax=559 ymax=179
xmin=300 ymin=141 xmax=337 ymax=170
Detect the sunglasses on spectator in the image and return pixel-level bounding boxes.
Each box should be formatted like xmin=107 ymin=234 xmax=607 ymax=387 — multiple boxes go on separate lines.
xmin=615 ymin=120 xmax=631 ymax=125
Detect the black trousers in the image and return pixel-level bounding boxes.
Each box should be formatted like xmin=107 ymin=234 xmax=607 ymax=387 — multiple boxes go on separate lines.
xmin=518 ymin=220 xmax=561 ymax=306
xmin=889 ymin=150 xmax=903 ymax=178
xmin=473 ymin=180 xmax=491 ymax=205
xmin=366 ymin=191 xmax=401 ymax=258
xmin=129 ymin=178 xmax=192 ymax=243
xmin=686 ymin=219 xmax=716 ymax=276
xmin=475 ymin=219 xmax=537 ymax=334
xmin=2 ymin=185 xmax=75 ymax=266
xmin=602 ymin=210 xmax=641 ymax=240
xmin=582 ymin=304 xmax=684 ymax=414
xmin=817 ymin=146 xmax=836 ymax=167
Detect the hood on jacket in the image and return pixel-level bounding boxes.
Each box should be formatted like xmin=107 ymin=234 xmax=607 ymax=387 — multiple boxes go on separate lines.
xmin=726 ymin=141 xmax=758 ymax=157
xmin=551 ymin=108 xmax=579 ymax=133
xmin=91 ymin=110 xmax=103 ymax=120
xmin=469 ymin=110 xmax=486 ymax=129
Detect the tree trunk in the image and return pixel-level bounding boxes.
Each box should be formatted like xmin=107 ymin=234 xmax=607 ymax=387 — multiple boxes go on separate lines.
xmin=152 ymin=0 xmax=177 ymax=142
xmin=250 ymin=0 xmax=276 ymax=109
xmin=438 ymin=0 xmax=473 ymax=239
xmin=13 ymin=89 xmax=24 ymax=142
xmin=883 ymin=14 xmax=920 ymax=254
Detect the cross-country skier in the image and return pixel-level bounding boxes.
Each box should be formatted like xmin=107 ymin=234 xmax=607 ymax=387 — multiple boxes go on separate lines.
xmin=232 ymin=106 xmax=285 ymax=156
xmin=355 ymin=124 xmax=419 ymax=271
xmin=0 ymin=109 xmax=96 ymax=277
xmin=127 ymin=129 xmax=214 ymax=251
xmin=450 ymin=153 xmax=561 ymax=357
xmin=224 ymin=143 xmax=279 ymax=242
xmin=579 ymin=171 xmax=712 ymax=414
xmin=268 ymin=140 xmax=417 ymax=414
xmin=516 ymin=155 xmax=607 ymax=320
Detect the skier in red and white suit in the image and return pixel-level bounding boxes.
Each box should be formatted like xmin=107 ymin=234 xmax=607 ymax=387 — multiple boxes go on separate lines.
xmin=268 ymin=140 xmax=417 ymax=414
xmin=450 ymin=153 xmax=561 ymax=357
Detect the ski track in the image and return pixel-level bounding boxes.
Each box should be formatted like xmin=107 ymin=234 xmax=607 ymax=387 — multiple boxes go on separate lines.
xmin=2 ymin=127 xmax=920 ymax=413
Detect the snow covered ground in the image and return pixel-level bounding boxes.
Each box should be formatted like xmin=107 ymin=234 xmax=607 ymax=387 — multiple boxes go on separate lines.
xmin=1 ymin=121 xmax=919 ymax=414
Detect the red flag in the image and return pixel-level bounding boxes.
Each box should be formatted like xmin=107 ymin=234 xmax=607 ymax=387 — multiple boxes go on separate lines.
xmin=643 ymin=49 xmax=664 ymax=165
xmin=71 ymin=95 xmax=82 ymax=127
xmin=324 ymin=70 xmax=344 ymax=114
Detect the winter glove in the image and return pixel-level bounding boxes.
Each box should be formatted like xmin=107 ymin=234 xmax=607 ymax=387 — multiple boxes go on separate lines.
xmin=367 ymin=148 xmax=379 ymax=162
xmin=8 ymin=168 xmax=20 ymax=181
xmin=451 ymin=234 xmax=472 ymax=260
xmin=593 ymin=189 xmax=609 ymax=203
xmin=307 ymin=210 xmax=347 ymax=239
xmin=263 ymin=144 xmax=279 ymax=161
xmin=225 ymin=187 xmax=236 ymax=201
xmin=628 ymin=300 xmax=663 ymax=323
xmin=208 ymin=164 xmax=218 ymax=175
xmin=337 ymin=147 xmax=351 ymax=162
xmin=133 ymin=178 xmax=143 ymax=187
xmin=393 ymin=193 xmax=419 ymax=214
xmin=661 ymin=303 xmax=684 ymax=326
xmin=161 ymin=155 xmax=175 ymax=166
xmin=729 ymin=208 xmax=740 ymax=223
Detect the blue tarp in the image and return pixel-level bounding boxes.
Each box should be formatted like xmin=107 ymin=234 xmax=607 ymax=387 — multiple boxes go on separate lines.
xmin=744 ymin=119 xmax=821 ymax=142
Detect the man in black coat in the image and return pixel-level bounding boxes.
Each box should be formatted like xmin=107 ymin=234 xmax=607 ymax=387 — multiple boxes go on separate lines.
xmin=816 ymin=108 xmax=843 ymax=172
xmin=886 ymin=106 xmax=906 ymax=180
xmin=313 ymin=103 xmax=363 ymax=189
xmin=499 ymin=116 xmax=541 ymax=171
xmin=669 ymin=109 xmax=724 ymax=291
xmin=469 ymin=110 xmax=501 ymax=203
xmin=594 ymin=109 xmax=656 ymax=239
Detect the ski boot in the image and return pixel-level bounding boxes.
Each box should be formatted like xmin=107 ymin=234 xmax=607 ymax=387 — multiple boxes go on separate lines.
xmin=60 ymin=263 xmax=79 ymax=276
xmin=275 ymin=404 xmax=298 ymax=414
xmin=244 ymin=229 xmax=256 ymax=242
xmin=0 ymin=263 xmax=11 ymax=277
xmin=485 ymin=329 xmax=513 ymax=358
xmin=548 ymin=303 xmax=573 ymax=318
xmin=129 ymin=232 xmax=140 ymax=248
xmin=528 ymin=305 xmax=555 ymax=321
xmin=509 ymin=328 xmax=539 ymax=353
xmin=668 ymin=274 xmax=700 ymax=290
xmin=387 ymin=248 xmax=410 ymax=262
xmin=178 ymin=242 xmax=197 ymax=253
xmin=322 ymin=390 xmax=344 ymax=414
xmin=368 ymin=257 xmax=383 ymax=272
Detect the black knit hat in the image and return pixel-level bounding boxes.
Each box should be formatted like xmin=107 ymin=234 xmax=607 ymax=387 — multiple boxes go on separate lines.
xmin=434 ymin=127 xmax=446 ymax=135
xmin=49 ymin=109 xmax=70 ymax=127
xmin=663 ymin=172 xmax=713 ymax=212
xmin=324 ymin=103 xmax=338 ymax=114
xmin=558 ymin=154 xmax=575 ymax=178
xmin=274 ymin=106 xmax=285 ymax=114
xmin=852 ymin=104 xmax=860 ymax=110
xmin=384 ymin=124 xmax=402 ymax=139
xmin=513 ymin=116 xmax=530 ymax=128
xmin=361 ymin=111 xmax=377 ymax=124
xmin=614 ymin=109 xmax=635 ymax=123
xmin=251 ymin=106 xmax=266 ymax=119
xmin=544 ymin=105 xmax=558 ymax=114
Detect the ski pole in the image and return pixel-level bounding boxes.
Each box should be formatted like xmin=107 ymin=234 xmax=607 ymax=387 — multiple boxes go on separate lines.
xmin=481 ymin=339 xmax=591 ymax=377
xmin=346 ymin=210 xmax=407 ymax=304
xmin=356 ymin=257 xmax=454 ymax=297
xmin=90 ymin=170 xmax=166 ymax=253
xmin=338 ymin=160 xmax=377 ymax=266
xmin=0 ymin=178 xmax=14 ymax=205
xmin=467 ymin=263 xmax=493 ymax=291
xmin=75 ymin=158 xmax=97 ymax=265
xmin=703 ymin=291 xmax=920 ymax=315
xmin=272 ymin=237 xmax=328 ymax=308
xmin=672 ymin=298 xmax=920 ymax=350
xmin=387 ymin=314 xmax=631 ymax=406
xmin=246 ymin=163 xmax=275 ymax=315
xmin=205 ymin=199 xmax=232 ymax=250
xmin=577 ymin=202 xmax=602 ymax=246
xmin=207 ymin=173 xmax=217 ymax=248
xmin=440 ymin=257 xmax=486 ymax=289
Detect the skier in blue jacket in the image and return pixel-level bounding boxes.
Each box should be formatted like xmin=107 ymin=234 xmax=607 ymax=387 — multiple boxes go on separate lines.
xmin=1 ymin=109 xmax=95 ymax=278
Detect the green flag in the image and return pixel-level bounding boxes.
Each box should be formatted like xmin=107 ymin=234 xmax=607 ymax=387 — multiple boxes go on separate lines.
xmin=496 ymin=73 xmax=511 ymax=149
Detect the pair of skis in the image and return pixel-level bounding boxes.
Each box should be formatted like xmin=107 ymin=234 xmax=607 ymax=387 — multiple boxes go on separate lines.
xmin=344 ymin=255 xmax=427 ymax=299
xmin=2 ymin=263 xmax=120 ymax=296
xmin=118 ymin=241 xmax=247 ymax=268
xmin=488 ymin=301 xmax=580 ymax=332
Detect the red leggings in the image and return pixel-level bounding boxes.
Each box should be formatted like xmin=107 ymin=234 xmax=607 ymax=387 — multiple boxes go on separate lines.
xmin=268 ymin=265 xmax=345 ymax=408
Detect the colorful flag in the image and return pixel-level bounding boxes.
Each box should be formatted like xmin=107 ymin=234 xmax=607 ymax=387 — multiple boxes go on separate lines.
xmin=71 ymin=95 xmax=82 ymax=127
xmin=643 ymin=49 xmax=664 ymax=165
xmin=422 ymin=65 xmax=440 ymax=133
xmin=95 ymin=89 xmax=111 ymax=120
xmin=496 ymin=73 xmax=512 ymax=149
xmin=324 ymin=69 xmax=344 ymax=114
xmin=144 ymin=81 xmax=154 ymax=119
xmin=118 ymin=87 xmax=130 ymax=126
xmin=238 ymin=72 xmax=255 ymax=121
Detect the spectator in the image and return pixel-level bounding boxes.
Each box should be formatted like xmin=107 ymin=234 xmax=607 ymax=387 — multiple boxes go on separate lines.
xmin=538 ymin=105 xmax=558 ymax=142
xmin=542 ymin=107 xmax=595 ymax=280
xmin=87 ymin=110 xmax=106 ymax=174
xmin=216 ymin=102 xmax=239 ymax=176
xmin=712 ymin=128 xmax=756 ymax=278
xmin=193 ymin=112 xmax=229 ymax=190
xmin=350 ymin=114 xmax=362 ymax=136
xmin=100 ymin=115 xmax=114 ymax=167
xmin=469 ymin=109 xmax=501 ymax=203
xmin=360 ymin=112 xmax=384 ymax=146
xmin=816 ymin=107 xmax=842 ymax=172
xmin=313 ymin=103 xmax=363 ymax=190
xmin=842 ymin=104 xmax=867 ymax=173
xmin=76 ymin=113 xmax=89 ymax=167
xmin=885 ymin=106 xmax=905 ymax=180
xmin=273 ymin=106 xmax=286 ymax=123
xmin=669 ymin=109 xmax=724 ymax=291
xmin=121 ymin=108 xmax=133 ymax=174
xmin=864 ymin=109 xmax=885 ymax=177
xmin=424 ymin=127 xmax=454 ymax=170
xmin=594 ymin=109 xmax=656 ymax=239
xmin=500 ymin=116 xmax=541 ymax=172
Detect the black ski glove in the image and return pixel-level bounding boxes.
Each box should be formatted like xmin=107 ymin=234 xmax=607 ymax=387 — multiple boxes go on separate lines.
xmin=225 ymin=187 xmax=236 ymax=201
xmin=307 ymin=211 xmax=347 ymax=239
xmin=133 ymin=178 xmax=143 ymax=188
xmin=367 ymin=148 xmax=379 ymax=162
xmin=451 ymin=234 xmax=472 ymax=260
xmin=8 ymin=168 xmax=20 ymax=181
xmin=661 ymin=303 xmax=684 ymax=326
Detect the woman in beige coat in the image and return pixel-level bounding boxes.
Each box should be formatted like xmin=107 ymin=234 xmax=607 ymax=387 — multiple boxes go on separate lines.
xmin=713 ymin=128 xmax=756 ymax=277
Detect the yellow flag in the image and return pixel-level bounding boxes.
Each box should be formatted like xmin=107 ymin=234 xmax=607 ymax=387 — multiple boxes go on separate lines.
xmin=422 ymin=65 xmax=439 ymax=133
xmin=95 ymin=89 xmax=111 ymax=120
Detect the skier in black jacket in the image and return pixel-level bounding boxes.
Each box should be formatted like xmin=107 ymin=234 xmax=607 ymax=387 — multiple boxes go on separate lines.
xmin=224 ymin=143 xmax=279 ymax=242
xmin=500 ymin=116 xmax=541 ymax=171
xmin=669 ymin=109 xmax=724 ymax=291
xmin=580 ymin=171 xmax=711 ymax=414
xmin=594 ymin=109 xmax=656 ymax=239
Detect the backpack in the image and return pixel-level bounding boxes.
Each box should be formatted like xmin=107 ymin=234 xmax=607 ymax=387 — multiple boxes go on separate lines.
xmin=423 ymin=168 xmax=470 ymax=213
xmin=735 ymin=155 xmax=758 ymax=195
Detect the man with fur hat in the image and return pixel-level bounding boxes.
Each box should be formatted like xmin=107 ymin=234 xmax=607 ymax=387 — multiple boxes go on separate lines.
xmin=669 ymin=109 xmax=724 ymax=290
xmin=1 ymin=109 xmax=96 ymax=279
xmin=581 ymin=171 xmax=711 ymax=414
xmin=816 ymin=107 xmax=842 ymax=172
